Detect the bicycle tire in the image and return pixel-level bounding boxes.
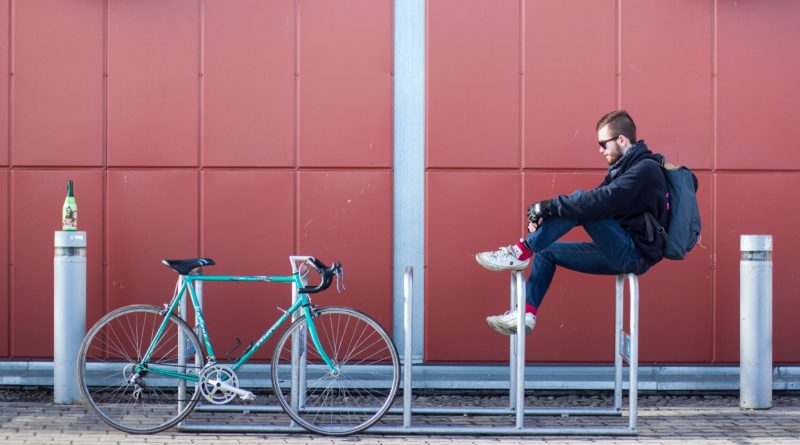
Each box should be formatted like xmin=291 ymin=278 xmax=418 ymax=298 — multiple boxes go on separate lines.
xmin=271 ymin=306 xmax=400 ymax=435
xmin=77 ymin=304 xmax=205 ymax=434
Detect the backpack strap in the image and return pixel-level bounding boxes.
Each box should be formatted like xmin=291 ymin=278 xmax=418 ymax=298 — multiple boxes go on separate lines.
xmin=643 ymin=157 xmax=669 ymax=244
xmin=644 ymin=211 xmax=667 ymax=243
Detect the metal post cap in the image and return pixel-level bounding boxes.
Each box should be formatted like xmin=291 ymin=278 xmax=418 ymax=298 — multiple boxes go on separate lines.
xmin=54 ymin=231 xmax=87 ymax=248
xmin=740 ymin=235 xmax=772 ymax=252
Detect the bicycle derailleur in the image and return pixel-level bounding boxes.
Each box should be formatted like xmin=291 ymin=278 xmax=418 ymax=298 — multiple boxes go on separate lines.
xmin=198 ymin=364 xmax=255 ymax=405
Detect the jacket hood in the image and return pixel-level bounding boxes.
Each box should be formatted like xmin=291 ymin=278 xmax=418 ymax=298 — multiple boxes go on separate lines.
xmin=607 ymin=141 xmax=662 ymax=178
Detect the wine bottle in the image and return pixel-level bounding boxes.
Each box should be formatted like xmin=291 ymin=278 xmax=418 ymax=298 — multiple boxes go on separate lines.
xmin=62 ymin=180 xmax=78 ymax=231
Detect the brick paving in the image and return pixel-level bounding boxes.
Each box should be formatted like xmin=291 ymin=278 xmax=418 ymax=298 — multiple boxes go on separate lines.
xmin=2 ymin=388 xmax=799 ymax=444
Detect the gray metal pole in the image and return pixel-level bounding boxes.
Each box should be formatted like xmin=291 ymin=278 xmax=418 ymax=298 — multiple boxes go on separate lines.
xmin=514 ymin=271 xmax=526 ymax=428
xmin=614 ymin=275 xmax=623 ymax=411
xmin=740 ymin=234 xmax=773 ymax=409
xmin=508 ymin=272 xmax=517 ymax=409
xmin=53 ymin=231 xmax=87 ymax=404
xmin=403 ymin=267 xmax=413 ymax=427
xmin=628 ymin=273 xmax=639 ymax=430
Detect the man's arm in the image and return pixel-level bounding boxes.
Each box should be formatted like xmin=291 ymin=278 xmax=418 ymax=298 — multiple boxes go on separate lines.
xmin=548 ymin=161 xmax=658 ymax=220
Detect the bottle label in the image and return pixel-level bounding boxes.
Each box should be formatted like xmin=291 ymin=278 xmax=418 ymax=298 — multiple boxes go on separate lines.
xmin=63 ymin=200 xmax=78 ymax=231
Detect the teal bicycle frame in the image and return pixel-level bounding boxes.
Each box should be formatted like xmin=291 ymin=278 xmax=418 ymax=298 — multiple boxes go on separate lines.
xmin=136 ymin=266 xmax=338 ymax=383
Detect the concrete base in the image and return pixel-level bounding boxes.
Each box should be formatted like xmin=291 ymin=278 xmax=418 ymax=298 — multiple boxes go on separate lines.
xmin=3 ymin=361 xmax=799 ymax=391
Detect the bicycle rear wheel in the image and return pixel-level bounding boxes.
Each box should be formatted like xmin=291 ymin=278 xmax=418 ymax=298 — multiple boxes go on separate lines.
xmin=77 ymin=305 xmax=205 ymax=434
xmin=271 ymin=306 xmax=400 ymax=435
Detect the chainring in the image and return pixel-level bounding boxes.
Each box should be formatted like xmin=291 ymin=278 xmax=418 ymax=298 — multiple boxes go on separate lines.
xmin=198 ymin=364 xmax=240 ymax=405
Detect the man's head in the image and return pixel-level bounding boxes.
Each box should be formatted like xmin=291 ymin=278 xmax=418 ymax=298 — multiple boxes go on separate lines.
xmin=596 ymin=110 xmax=637 ymax=165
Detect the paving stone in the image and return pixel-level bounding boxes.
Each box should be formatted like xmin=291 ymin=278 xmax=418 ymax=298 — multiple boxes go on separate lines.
xmin=1 ymin=389 xmax=800 ymax=444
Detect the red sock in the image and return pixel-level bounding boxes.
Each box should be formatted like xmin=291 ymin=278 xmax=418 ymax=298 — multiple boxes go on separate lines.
xmin=515 ymin=240 xmax=533 ymax=261
xmin=525 ymin=304 xmax=537 ymax=315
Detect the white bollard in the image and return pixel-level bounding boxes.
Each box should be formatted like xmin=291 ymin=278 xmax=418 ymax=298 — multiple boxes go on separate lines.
xmin=739 ymin=234 xmax=772 ymax=409
xmin=54 ymin=231 xmax=87 ymax=404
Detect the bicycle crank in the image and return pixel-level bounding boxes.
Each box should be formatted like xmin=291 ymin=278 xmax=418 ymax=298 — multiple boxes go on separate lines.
xmin=199 ymin=364 xmax=255 ymax=404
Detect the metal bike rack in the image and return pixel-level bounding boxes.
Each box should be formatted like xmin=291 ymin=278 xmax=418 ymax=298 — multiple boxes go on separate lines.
xmin=179 ymin=266 xmax=639 ymax=436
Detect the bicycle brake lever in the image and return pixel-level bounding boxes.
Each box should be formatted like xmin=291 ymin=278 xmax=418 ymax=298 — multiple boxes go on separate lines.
xmin=335 ymin=266 xmax=345 ymax=293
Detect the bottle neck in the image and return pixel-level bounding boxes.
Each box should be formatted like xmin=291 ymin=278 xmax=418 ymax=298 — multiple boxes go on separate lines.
xmin=67 ymin=181 xmax=74 ymax=197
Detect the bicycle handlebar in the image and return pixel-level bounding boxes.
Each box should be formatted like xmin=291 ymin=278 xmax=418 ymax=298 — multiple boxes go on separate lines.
xmin=299 ymin=257 xmax=342 ymax=294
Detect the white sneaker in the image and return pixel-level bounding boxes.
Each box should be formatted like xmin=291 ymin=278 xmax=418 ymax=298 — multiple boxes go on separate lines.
xmin=475 ymin=245 xmax=530 ymax=272
xmin=486 ymin=310 xmax=536 ymax=335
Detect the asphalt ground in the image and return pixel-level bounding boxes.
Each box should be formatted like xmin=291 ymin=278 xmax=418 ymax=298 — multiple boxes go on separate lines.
xmin=2 ymin=388 xmax=799 ymax=444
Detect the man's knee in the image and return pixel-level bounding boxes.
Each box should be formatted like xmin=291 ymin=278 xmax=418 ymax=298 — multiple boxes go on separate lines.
xmin=535 ymin=247 xmax=555 ymax=264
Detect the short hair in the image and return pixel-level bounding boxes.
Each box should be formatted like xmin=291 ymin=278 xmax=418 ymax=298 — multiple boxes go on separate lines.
xmin=596 ymin=110 xmax=637 ymax=142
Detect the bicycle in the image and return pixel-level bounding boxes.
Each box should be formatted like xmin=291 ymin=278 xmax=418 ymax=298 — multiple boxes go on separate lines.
xmin=77 ymin=256 xmax=400 ymax=435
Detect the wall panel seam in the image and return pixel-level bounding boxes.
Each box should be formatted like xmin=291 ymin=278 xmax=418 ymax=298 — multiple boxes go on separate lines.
xmin=7 ymin=0 xmax=13 ymax=356
xmin=519 ymin=0 xmax=525 ymax=234
xmin=616 ymin=0 xmax=622 ymax=107
xmin=102 ymin=0 xmax=109 ymax=317
xmin=7 ymin=0 xmax=12 ymax=166
xmin=294 ymin=0 xmax=300 ymax=256
xmin=711 ymin=0 xmax=719 ymax=363
xmin=3 ymin=169 xmax=8 ymax=355
xmin=198 ymin=0 xmax=204 ymax=258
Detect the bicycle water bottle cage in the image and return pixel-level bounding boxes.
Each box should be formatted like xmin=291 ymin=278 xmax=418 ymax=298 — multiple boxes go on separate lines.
xmin=161 ymin=258 xmax=215 ymax=275
xmin=224 ymin=338 xmax=242 ymax=362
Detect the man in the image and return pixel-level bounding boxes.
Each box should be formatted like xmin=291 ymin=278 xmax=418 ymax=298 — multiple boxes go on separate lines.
xmin=475 ymin=110 xmax=668 ymax=335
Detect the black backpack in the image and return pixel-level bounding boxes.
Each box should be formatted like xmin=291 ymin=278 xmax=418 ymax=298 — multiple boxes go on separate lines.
xmin=645 ymin=161 xmax=702 ymax=260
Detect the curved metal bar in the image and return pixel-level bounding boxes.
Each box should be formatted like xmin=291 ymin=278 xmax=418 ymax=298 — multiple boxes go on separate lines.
xmin=181 ymin=268 xmax=640 ymax=436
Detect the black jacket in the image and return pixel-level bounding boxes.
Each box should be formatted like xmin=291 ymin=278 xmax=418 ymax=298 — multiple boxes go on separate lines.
xmin=548 ymin=142 xmax=668 ymax=265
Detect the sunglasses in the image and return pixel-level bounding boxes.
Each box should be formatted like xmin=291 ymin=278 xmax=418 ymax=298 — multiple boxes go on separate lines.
xmin=598 ymin=135 xmax=619 ymax=149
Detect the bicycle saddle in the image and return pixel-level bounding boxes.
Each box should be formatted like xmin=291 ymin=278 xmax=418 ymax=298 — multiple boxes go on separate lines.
xmin=161 ymin=258 xmax=215 ymax=275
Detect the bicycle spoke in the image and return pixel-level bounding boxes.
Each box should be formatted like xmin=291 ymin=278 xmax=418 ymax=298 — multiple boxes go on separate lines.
xmin=78 ymin=305 xmax=204 ymax=434
xmin=272 ymin=307 xmax=399 ymax=435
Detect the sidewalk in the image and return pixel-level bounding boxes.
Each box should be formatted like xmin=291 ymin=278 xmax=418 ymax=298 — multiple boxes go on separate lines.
xmin=2 ymin=389 xmax=799 ymax=444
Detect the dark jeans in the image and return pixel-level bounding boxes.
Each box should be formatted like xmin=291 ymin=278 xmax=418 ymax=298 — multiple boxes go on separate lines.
xmin=525 ymin=216 xmax=650 ymax=309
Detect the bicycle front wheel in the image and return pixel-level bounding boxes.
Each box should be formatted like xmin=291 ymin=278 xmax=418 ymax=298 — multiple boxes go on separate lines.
xmin=271 ymin=307 xmax=400 ymax=435
xmin=77 ymin=305 xmax=205 ymax=434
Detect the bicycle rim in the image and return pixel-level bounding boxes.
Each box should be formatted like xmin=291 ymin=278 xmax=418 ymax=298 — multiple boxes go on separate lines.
xmin=77 ymin=305 xmax=205 ymax=434
xmin=271 ymin=307 xmax=400 ymax=435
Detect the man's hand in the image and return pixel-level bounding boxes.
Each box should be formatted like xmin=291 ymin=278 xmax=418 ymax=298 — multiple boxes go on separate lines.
xmin=527 ymin=200 xmax=552 ymax=224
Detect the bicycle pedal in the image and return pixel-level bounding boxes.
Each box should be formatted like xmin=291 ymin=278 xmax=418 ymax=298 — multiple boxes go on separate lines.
xmin=239 ymin=391 xmax=256 ymax=402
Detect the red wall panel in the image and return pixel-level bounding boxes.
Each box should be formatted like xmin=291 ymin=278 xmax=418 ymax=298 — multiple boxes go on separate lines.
xmin=621 ymin=0 xmax=713 ymax=169
xmin=106 ymin=170 xmax=198 ymax=311
xmin=519 ymin=172 xmax=712 ymax=363
xmin=426 ymin=171 xmax=522 ymax=362
xmin=200 ymin=170 xmax=294 ymax=360
xmin=717 ymin=1 xmax=800 ymax=170
xmin=298 ymin=0 xmax=392 ymax=168
xmin=715 ymin=173 xmax=800 ymax=363
xmin=298 ymin=171 xmax=392 ymax=330
xmin=2 ymin=0 xmax=799 ymax=367
xmin=13 ymin=0 xmax=103 ymax=166
xmin=203 ymin=0 xmax=295 ymax=167
xmin=107 ymin=0 xmax=198 ymax=167
xmin=524 ymin=0 xmax=616 ymax=169
xmin=10 ymin=170 xmax=103 ymax=358
xmin=523 ymin=172 xmax=620 ymax=362
xmin=0 ymin=170 xmax=7 ymax=356
xmin=635 ymin=173 xmax=713 ymax=363
xmin=427 ymin=0 xmax=520 ymax=169
xmin=0 ymin=0 xmax=8 ymax=166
